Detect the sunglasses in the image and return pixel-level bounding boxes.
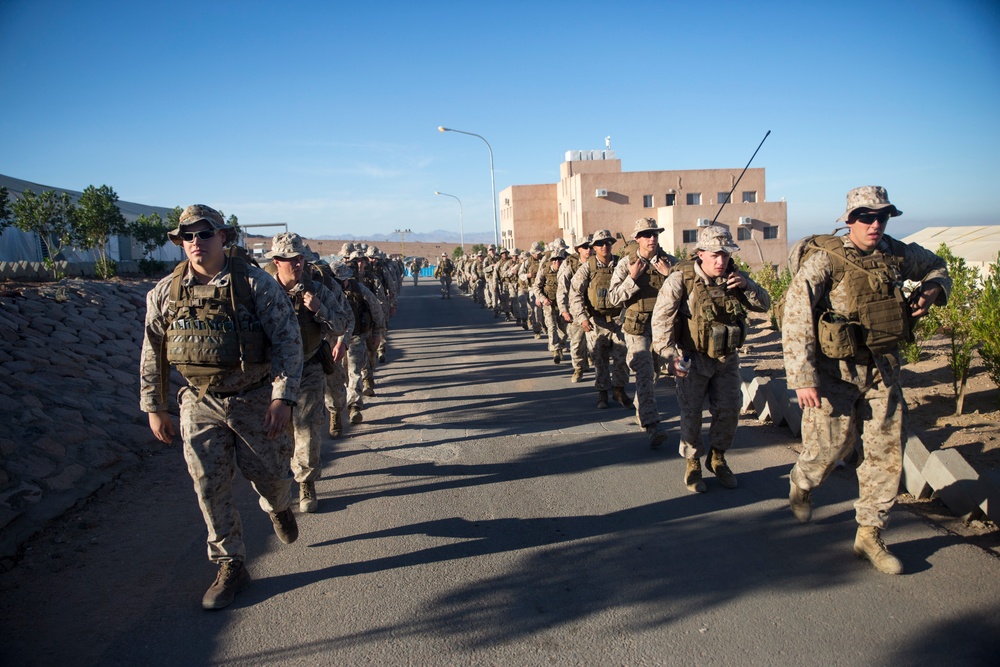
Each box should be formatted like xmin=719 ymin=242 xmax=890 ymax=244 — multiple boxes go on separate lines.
xmin=180 ymin=229 xmax=218 ymax=242
xmin=854 ymin=211 xmax=892 ymax=225
xmin=635 ymin=231 xmax=658 ymax=239
xmin=592 ymin=240 xmax=614 ymax=247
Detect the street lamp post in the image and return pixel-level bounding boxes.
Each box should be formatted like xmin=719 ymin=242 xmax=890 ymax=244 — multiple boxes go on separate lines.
xmin=393 ymin=228 xmax=412 ymax=259
xmin=437 ymin=126 xmax=499 ymax=248
xmin=434 ymin=191 xmax=464 ymax=253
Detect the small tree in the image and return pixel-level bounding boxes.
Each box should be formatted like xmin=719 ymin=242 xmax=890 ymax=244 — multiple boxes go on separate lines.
xmin=470 ymin=243 xmax=487 ymax=255
xmin=452 ymin=246 xmax=464 ymax=260
xmin=972 ymin=252 xmax=1000 ymax=403
xmin=166 ymin=205 xmax=183 ymax=230
xmin=10 ymin=188 xmax=76 ymax=279
xmin=751 ymin=262 xmax=793 ymax=329
xmin=129 ymin=212 xmax=172 ymax=277
xmin=0 ymin=186 xmax=11 ymax=231
xmin=925 ymin=243 xmax=980 ymax=415
xmin=73 ymin=185 xmax=127 ymax=279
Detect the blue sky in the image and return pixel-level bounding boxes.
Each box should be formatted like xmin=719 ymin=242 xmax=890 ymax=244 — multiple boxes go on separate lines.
xmin=1 ymin=0 xmax=998 ymax=241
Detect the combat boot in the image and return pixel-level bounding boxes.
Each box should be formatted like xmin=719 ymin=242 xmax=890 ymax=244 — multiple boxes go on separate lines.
xmin=705 ymin=447 xmax=738 ymax=489
xmin=613 ymin=386 xmax=634 ymax=409
xmin=268 ymin=508 xmax=299 ymax=544
xmin=789 ymin=482 xmax=812 ymax=523
xmin=646 ymin=422 xmax=669 ymax=449
xmin=553 ymin=351 xmax=562 ymax=365
xmin=596 ymin=390 xmax=609 ymax=409
xmin=377 ymin=352 xmax=386 ymax=363
xmin=853 ymin=526 xmax=903 ymax=575
xmin=362 ymin=380 xmax=376 ymax=397
xmin=299 ymin=481 xmax=318 ymax=513
xmin=350 ymin=406 xmax=363 ymax=424
xmin=571 ymin=368 xmax=584 ymax=383
xmin=329 ymin=410 xmax=342 ymax=438
xmin=202 ymin=560 xmax=251 ymax=610
xmin=684 ymin=458 xmax=707 ymax=493
xmin=520 ymin=319 xmax=528 ymax=331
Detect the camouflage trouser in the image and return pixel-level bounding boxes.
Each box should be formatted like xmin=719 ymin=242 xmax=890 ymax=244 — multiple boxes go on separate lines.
xmin=790 ymin=374 xmax=906 ymax=529
xmin=676 ymin=353 xmax=741 ymax=459
xmin=624 ymin=330 xmax=660 ymax=427
xmin=347 ymin=335 xmax=370 ymax=409
xmin=363 ymin=334 xmax=378 ymax=390
xmin=567 ymin=318 xmax=588 ymax=370
xmin=179 ymin=383 xmax=293 ymax=563
xmin=514 ymin=287 xmax=530 ymax=322
xmin=439 ymin=275 xmax=452 ymax=298
xmin=586 ymin=317 xmax=628 ymax=391
xmin=486 ymin=278 xmax=498 ymax=310
xmin=377 ymin=332 xmax=388 ymax=357
xmin=542 ymin=302 xmax=568 ymax=353
xmin=291 ymin=360 xmax=327 ymax=484
xmin=527 ymin=294 xmax=543 ymax=334
xmin=324 ymin=349 xmax=349 ymax=414
xmin=473 ymin=279 xmax=485 ymax=305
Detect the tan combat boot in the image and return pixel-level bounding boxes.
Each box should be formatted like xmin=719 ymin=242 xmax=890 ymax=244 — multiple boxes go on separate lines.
xmin=613 ymin=386 xmax=634 ymax=409
xmin=853 ymin=526 xmax=903 ymax=575
xmin=705 ymin=447 xmax=737 ymax=489
xmin=684 ymin=458 xmax=707 ymax=493
xmin=596 ymin=390 xmax=609 ymax=409
xmin=350 ymin=406 xmax=364 ymax=424
xmin=789 ymin=482 xmax=813 ymax=523
xmin=329 ymin=410 xmax=342 ymax=438
xmin=299 ymin=482 xmax=318 ymax=513
xmin=571 ymin=368 xmax=584 ymax=383
xmin=202 ymin=560 xmax=251 ymax=610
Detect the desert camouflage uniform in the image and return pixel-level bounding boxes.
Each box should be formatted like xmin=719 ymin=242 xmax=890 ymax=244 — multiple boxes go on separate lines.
xmin=532 ymin=254 xmax=568 ymax=357
xmin=570 ymin=257 xmax=629 ymax=391
xmin=519 ymin=252 xmax=544 ymax=335
xmin=557 ymin=253 xmax=588 ymax=374
xmin=783 ymin=235 xmax=950 ymax=528
xmin=433 ymin=257 xmax=454 ymax=298
xmin=608 ymin=249 xmax=678 ymax=427
xmin=139 ymin=260 xmax=303 ymax=563
xmin=651 ymin=260 xmax=770 ymax=459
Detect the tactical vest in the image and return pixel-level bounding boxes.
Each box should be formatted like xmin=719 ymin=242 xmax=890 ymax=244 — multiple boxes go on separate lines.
xmin=520 ymin=256 xmax=540 ymax=289
xmin=343 ymin=278 xmax=373 ymax=336
xmin=163 ymin=257 xmax=269 ymax=398
xmin=622 ymin=249 xmax=672 ymax=335
xmin=263 ymin=262 xmax=324 ymax=358
xmin=675 ymin=260 xmax=748 ymax=359
xmin=540 ymin=262 xmax=560 ymax=301
xmin=437 ymin=259 xmax=454 ymax=277
xmin=565 ymin=254 xmax=581 ymax=278
xmin=778 ymin=234 xmax=911 ymax=359
xmin=586 ymin=255 xmax=619 ymax=318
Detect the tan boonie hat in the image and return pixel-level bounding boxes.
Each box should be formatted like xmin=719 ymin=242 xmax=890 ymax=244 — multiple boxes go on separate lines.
xmin=530 ymin=241 xmax=545 ymax=254
xmin=267 ymin=232 xmax=308 ymax=259
xmin=551 ymin=237 xmax=568 ymax=250
xmin=348 ymin=250 xmax=366 ymax=261
xmin=837 ymin=185 xmax=903 ymax=222
xmin=590 ymin=229 xmax=615 ymax=244
xmin=330 ymin=261 xmax=354 ymax=280
xmin=696 ymin=224 xmax=740 ymax=254
xmin=168 ymin=204 xmax=235 ymax=246
xmin=550 ymin=248 xmax=568 ymax=260
xmin=632 ymin=217 xmax=664 ymax=238
xmin=574 ymin=235 xmax=591 ymax=249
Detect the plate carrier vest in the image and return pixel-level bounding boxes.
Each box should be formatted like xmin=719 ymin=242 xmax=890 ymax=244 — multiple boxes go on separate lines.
xmin=586 ymin=255 xmax=618 ymax=318
xmin=622 ymin=249 xmax=672 ymax=335
xmin=675 ymin=259 xmax=748 ymax=359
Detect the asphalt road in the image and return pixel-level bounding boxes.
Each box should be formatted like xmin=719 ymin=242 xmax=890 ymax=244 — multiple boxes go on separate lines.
xmin=2 ymin=279 xmax=999 ymax=666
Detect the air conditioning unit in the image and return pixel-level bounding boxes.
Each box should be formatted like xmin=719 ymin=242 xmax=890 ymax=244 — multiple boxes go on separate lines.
xmin=696 ymin=218 xmax=711 ymax=227
xmin=595 ymin=188 xmax=608 ymax=198
xmin=738 ymin=216 xmax=753 ymax=227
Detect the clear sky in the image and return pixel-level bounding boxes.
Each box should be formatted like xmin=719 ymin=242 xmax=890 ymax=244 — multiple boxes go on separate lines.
xmin=1 ymin=0 xmax=998 ymax=241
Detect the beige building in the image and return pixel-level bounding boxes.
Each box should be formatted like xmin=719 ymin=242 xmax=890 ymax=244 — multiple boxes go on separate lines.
xmin=499 ymin=149 xmax=788 ymax=270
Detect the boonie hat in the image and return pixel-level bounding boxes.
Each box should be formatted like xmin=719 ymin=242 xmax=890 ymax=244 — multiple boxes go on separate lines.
xmin=632 ymin=217 xmax=664 ymax=239
xmin=550 ymin=248 xmax=568 ymax=260
xmin=168 ymin=204 xmax=235 ymax=246
xmin=696 ymin=224 xmax=740 ymax=254
xmin=574 ymin=235 xmax=591 ymax=249
xmin=837 ymin=185 xmax=903 ymax=222
xmin=590 ymin=229 xmax=615 ymax=245
xmin=331 ymin=261 xmax=354 ymax=280
xmin=530 ymin=241 xmax=545 ymax=254
xmin=550 ymin=237 xmax=568 ymax=251
xmin=267 ymin=232 xmax=308 ymax=260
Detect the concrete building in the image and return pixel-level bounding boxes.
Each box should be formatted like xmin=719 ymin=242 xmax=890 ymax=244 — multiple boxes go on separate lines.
xmin=499 ymin=149 xmax=788 ymax=270
xmin=902 ymin=225 xmax=1000 ymax=283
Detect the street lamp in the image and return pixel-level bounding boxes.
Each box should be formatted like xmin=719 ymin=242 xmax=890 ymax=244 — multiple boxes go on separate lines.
xmin=434 ymin=191 xmax=464 ymax=253
xmin=393 ymin=228 xmax=412 ymax=259
xmin=438 ymin=126 xmax=499 ymax=248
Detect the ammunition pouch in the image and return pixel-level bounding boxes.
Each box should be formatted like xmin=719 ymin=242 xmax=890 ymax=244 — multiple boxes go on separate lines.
xmin=623 ymin=310 xmax=650 ymax=336
xmin=816 ymin=311 xmax=859 ymax=359
xmin=859 ymin=292 xmax=910 ymax=355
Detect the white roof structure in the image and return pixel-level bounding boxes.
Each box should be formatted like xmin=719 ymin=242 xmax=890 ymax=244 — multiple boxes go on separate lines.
xmin=902 ymin=225 xmax=1000 ymax=283
xmin=0 ymin=173 xmax=183 ymax=263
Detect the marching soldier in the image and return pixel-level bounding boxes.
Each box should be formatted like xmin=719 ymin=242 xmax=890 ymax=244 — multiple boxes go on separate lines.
xmin=558 ymin=235 xmax=592 ymax=382
xmin=533 ymin=247 xmax=569 ymax=364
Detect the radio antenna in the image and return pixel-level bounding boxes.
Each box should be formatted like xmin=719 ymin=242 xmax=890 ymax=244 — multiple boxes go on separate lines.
xmin=711 ymin=130 xmax=771 ymax=224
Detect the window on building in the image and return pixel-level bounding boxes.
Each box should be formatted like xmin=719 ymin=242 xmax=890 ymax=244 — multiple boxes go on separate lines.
xmin=763 ymin=225 xmax=778 ymax=240
xmin=682 ymin=229 xmax=698 ymax=244
xmin=737 ymin=227 xmax=752 ymax=241
xmin=742 ymin=191 xmax=758 ymax=203
xmin=665 ymin=193 xmax=676 ymax=206
xmin=717 ymin=192 xmax=731 ymax=205
xmin=643 ymin=194 xmax=654 ymax=208
xmin=686 ymin=192 xmax=702 ymax=205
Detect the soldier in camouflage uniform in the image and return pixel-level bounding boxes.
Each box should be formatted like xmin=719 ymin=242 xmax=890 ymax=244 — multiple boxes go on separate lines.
xmin=348 ymin=251 xmax=387 ymax=398
xmin=608 ymin=218 xmax=678 ymax=448
xmin=433 ymin=252 xmax=455 ymax=298
xmin=558 ymin=235 xmax=592 ymax=382
xmin=264 ymin=233 xmax=352 ymax=513
xmin=570 ymin=230 xmax=631 ymax=409
xmin=483 ymin=244 xmax=501 ymax=316
xmin=520 ymin=242 xmax=546 ymax=338
xmin=140 ymin=205 xmax=303 ymax=610
xmin=532 ymin=247 xmax=569 ymax=364
xmin=366 ymin=247 xmax=397 ymax=363
xmin=495 ymin=247 xmax=515 ymax=321
xmin=651 ymin=225 xmax=770 ymax=491
xmin=783 ymin=186 xmax=951 ymax=575
xmin=408 ymin=257 xmax=422 ymax=286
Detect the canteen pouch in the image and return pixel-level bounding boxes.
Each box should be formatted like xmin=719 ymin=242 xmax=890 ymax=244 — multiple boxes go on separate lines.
xmin=623 ymin=310 xmax=651 ymax=336
xmin=816 ymin=311 xmax=858 ymax=360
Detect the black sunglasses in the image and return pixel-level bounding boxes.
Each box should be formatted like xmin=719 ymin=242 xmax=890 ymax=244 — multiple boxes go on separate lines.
xmin=854 ymin=211 xmax=892 ymax=225
xmin=592 ymin=240 xmax=613 ymax=247
xmin=180 ymin=229 xmax=218 ymax=242
xmin=635 ymin=231 xmax=658 ymax=239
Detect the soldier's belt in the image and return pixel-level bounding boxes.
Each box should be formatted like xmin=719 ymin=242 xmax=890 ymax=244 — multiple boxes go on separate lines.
xmin=204 ymin=376 xmax=269 ymax=399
